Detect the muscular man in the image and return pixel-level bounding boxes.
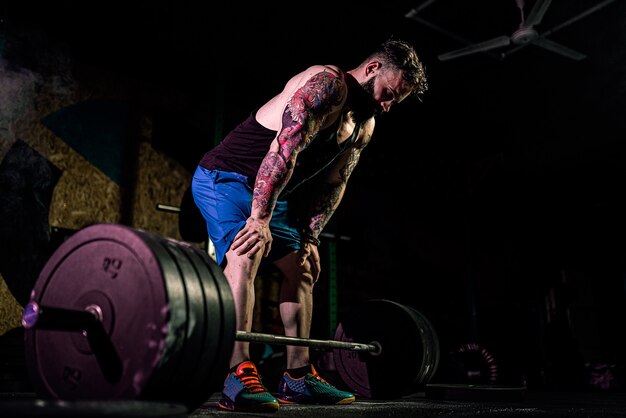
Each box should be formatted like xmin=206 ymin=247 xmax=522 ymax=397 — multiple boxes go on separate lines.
xmin=192 ymin=37 xmax=428 ymax=412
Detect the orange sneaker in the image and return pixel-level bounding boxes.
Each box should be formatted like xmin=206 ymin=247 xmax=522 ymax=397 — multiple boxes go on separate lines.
xmin=218 ymin=361 xmax=279 ymax=412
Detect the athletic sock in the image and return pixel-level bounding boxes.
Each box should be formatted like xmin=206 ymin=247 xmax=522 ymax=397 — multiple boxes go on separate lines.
xmin=286 ymin=364 xmax=313 ymax=378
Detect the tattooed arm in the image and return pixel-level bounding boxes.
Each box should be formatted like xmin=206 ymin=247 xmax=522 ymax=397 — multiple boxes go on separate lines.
xmin=230 ymin=69 xmax=345 ymax=259
xmin=304 ymin=127 xmax=371 ymax=244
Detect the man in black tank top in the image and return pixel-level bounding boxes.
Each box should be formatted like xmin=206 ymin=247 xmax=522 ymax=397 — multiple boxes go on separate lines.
xmin=191 ymin=37 xmax=428 ymax=412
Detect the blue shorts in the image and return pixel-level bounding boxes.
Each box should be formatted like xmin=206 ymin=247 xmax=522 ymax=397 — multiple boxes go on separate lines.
xmin=191 ymin=166 xmax=302 ymax=268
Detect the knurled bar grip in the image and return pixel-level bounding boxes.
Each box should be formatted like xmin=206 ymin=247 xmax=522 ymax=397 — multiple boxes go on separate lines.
xmin=236 ymin=331 xmax=382 ymax=355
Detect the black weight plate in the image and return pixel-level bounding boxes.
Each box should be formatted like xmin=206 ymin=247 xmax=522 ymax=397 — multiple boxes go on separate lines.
xmin=206 ymin=247 xmax=236 ymax=383
xmin=404 ymin=305 xmax=440 ymax=386
xmin=178 ymin=244 xmax=233 ymax=405
xmin=158 ymin=237 xmax=211 ymax=410
xmin=130 ymin=230 xmax=190 ymax=405
xmin=189 ymin=246 xmax=235 ymax=392
xmin=333 ymin=299 xmax=438 ymax=399
xmin=24 ymin=224 xmax=170 ymax=401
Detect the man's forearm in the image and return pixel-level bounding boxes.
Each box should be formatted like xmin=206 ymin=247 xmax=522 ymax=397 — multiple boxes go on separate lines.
xmin=306 ymin=145 xmax=363 ymax=239
xmin=306 ymin=182 xmax=346 ymax=239
xmin=252 ymin=151 xmax=291 ymax=222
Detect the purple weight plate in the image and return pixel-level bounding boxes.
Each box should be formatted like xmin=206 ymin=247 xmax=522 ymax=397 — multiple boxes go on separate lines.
xmin=24 ymin=223 xmax=169 ymax=401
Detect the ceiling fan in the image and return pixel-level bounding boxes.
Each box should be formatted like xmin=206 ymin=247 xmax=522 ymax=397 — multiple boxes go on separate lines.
xmin=408 ymin=0 xmax=616 ymax=62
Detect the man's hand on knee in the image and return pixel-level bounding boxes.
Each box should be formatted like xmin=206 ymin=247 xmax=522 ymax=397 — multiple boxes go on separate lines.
xmin=232 ymin=217 xmax=273 ymax=258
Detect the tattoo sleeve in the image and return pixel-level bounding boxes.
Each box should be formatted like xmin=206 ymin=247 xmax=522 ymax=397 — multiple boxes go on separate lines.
xmin=252 ymin=71 xmax=343 ymax=221
xmin=307 ymin=146 xmax=362 ymax=238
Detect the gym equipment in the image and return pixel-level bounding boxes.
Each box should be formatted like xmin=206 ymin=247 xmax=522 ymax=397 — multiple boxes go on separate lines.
xmin=333 ymin=300 xmax=440 ymax=399
xmin=22 ymin=223 xmax=439 ymax=411
xmin=23 ymin=223 xmax=235 ymax=412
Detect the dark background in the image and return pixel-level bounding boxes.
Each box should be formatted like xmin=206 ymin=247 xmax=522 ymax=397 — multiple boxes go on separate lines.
xmin=3 ymin=0 xmax=626 ymax=391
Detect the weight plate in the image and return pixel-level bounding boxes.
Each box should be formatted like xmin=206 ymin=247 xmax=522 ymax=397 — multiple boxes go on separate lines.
xmin=333 ymin=299 xmax=439 ymax=399
xmin=448 ymin=342 xmax=499 ymax=385
xmin=24 ymin=224 xmax=170 ymax=401
xmin=157 ymin=237 xmax=211 ymax=410
xmin=179 ymin=244 xmax=234 ymax=406
xmin=122 ymin=229 xmax=189 ymax=405
xmin=187 ymin=245 xmax=236 ymax=394
xmin=206 ymin=246 xmax=236 ymax=384
xmin=405 ymin=305 xmax=440 ymax=386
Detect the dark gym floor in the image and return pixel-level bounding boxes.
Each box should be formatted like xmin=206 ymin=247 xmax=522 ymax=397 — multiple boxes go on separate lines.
xmin=3 ymin=389 xmax=626 ymax=417
xmin=194 ymin=390 xmax=626 ymax=417
xmin=3 ymin=323 xmax=625 ymax=417
xmin=3 ymin=339 xmax=626 ymax=417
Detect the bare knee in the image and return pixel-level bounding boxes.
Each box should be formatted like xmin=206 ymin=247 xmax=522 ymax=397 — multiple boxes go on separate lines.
xmin=223 ymin=249 xmax=264 ymax=283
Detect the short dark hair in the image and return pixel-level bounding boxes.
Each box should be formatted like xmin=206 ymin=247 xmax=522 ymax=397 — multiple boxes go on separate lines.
xmin=368 ymin=37 xmax=428 ymax=100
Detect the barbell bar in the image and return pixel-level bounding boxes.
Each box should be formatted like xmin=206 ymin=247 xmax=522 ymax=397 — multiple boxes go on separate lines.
xmin=23 ymin=302 xmax=383 ymax=355
xmin=22 ymin=223 xmax=439 ymax=411
xmin=236 ymin=331 xmax=382 ymax=354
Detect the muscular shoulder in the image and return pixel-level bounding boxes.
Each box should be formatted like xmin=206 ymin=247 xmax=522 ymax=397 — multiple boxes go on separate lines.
xmin=287 ymin=65 xmax=346 ymax=109
xmin=290 ymin=65 xmax=343 ymax=89
xmin=257 ymin=65 xmax=346 ymax=130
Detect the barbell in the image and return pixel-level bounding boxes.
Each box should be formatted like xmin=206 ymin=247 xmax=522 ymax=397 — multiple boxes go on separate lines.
xmin=21 ymin=223 xmax=439 ymax=412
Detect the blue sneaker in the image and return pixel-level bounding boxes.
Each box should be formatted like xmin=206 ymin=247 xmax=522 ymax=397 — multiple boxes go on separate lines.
xmin=217 ymin=361 xmax=280 ymax=412
xmin=277 ymin=364 xmax=356 ymax=405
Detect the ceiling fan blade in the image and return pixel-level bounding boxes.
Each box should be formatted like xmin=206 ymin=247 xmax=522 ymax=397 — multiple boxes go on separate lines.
xmin=404 ymin=0 xmax=442 ymax=16
xmin=438 ymin=35 xmax=511 ymax=61
xmin=406 ymin=14 xmax=475 ymax=46
xmin=541 ymin=0 xmax=616 ymax=37
xmin=499 ymin=43 xmax=531 ymax=60
xmin=525 ymin=0 xmax=552 ymax=27
xmin=532 ymin=37 xmax=586 ymax=60
xmin=407 ymin=13 xmax=506 ymax=62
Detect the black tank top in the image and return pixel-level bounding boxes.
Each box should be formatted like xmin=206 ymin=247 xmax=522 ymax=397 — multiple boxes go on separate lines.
xmin=199 ymin=111 xmax=360 ymax=197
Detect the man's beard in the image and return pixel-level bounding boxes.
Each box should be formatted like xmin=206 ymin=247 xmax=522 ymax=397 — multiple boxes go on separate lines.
xmin=361 ymin=77 xmax=383 ymax=117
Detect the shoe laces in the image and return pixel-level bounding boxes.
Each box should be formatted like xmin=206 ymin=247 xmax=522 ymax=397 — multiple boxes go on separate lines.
xmin=236 ymin=366 xmax=266 ymax=394
xmin=310 ymin=372 xmax=331 ymax=386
